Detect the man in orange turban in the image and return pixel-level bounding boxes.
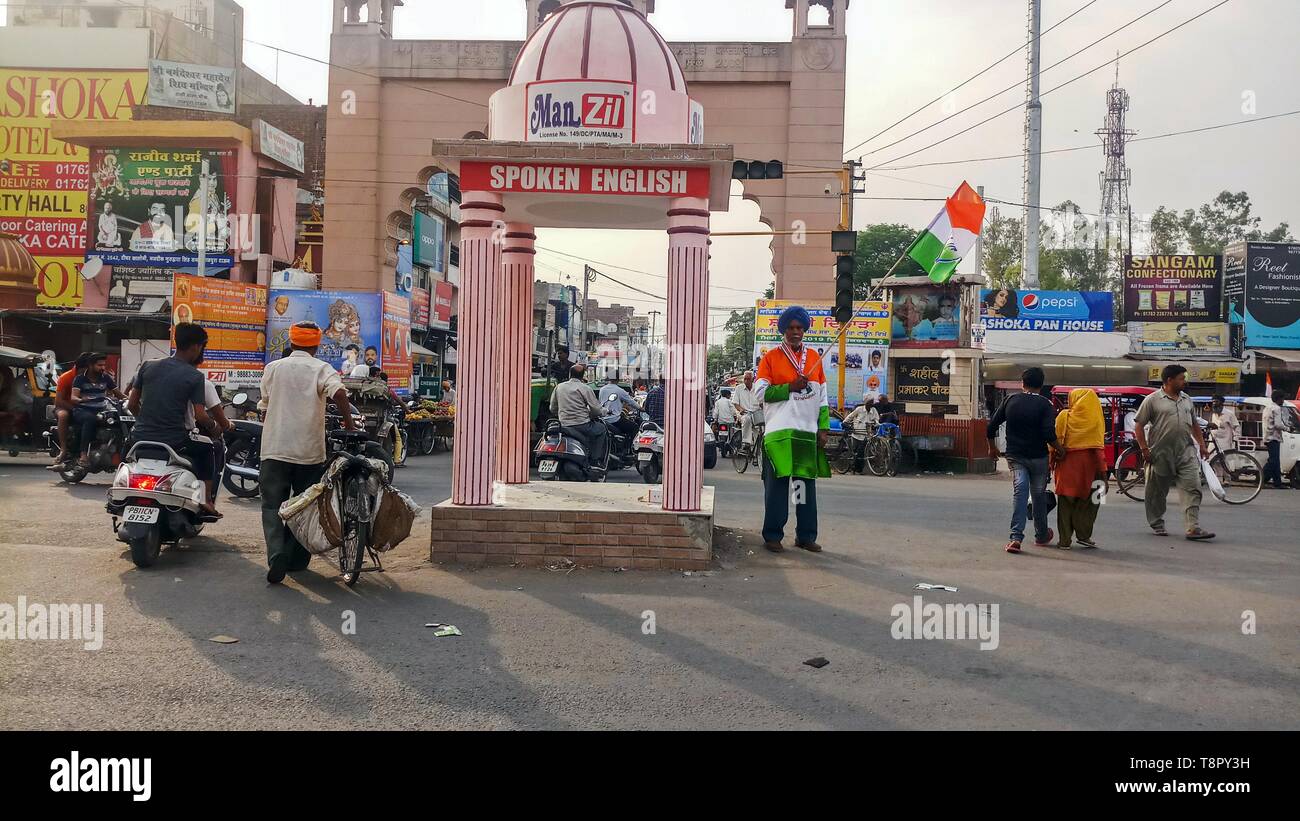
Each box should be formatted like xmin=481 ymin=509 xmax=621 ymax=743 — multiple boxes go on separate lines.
xmin=258 ymin=321 xmax=359 ymax=584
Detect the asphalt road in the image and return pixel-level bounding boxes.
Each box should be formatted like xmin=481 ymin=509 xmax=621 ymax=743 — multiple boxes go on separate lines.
xmin=1 ymin=450 xmax=1297 ymax=730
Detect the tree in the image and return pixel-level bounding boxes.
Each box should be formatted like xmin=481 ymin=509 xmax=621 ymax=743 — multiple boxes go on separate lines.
xmin=713 ymin=308 xmax=755 ymax=376
xmin=1148 ymin=206 xmax=1183 ymax=254
xmin=1177 ymin=191 xmax=1291 ymax=254
xmin=851 ymin=223 xmax=923 ymax=297
xmin=981 ymin=207 xmax=1023 ymax=287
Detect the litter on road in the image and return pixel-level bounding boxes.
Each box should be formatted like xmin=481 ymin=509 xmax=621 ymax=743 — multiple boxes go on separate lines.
xmin=803 ymin=657 xmax=830 ymax=669
xmin=424 ymin=623 xmax=462 ymax=637
xmin=207 ymin=635 xmax=239 ymax=644
xmin=915 ymin=583 xmax=959 ymax=592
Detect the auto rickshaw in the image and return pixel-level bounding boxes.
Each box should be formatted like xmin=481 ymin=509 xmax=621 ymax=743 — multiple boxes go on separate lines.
xmin=0 ymin=345 xmax=58 ymax=458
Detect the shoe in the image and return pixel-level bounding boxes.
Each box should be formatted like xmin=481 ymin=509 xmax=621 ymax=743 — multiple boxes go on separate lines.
xmin=266 ymin=555 xmax=289 ymax=584
xmin=763 ymin=540 xmax=784 ymax=553
xmin=1185 ymin=528 xmax=1216 ymax=541
xmin=796 ymin=541 xmax=823 ymax=553
xmin=1058 ymin=541 xmax=1072 ymax=550
xmin=1077 ymin=538 xmax=1098 ymax=549
xmin=1005 ymin=540 xmax=1022 ymax=554
xmin=1034 ymin=528 xmax=1055 ymax=547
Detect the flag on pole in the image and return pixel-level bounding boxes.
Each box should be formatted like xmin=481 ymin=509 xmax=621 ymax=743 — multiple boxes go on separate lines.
xmin=906 ymin=182 xmax=987 ymax=284
xmin=1265 ymin=371 xmax=1273 ymax=398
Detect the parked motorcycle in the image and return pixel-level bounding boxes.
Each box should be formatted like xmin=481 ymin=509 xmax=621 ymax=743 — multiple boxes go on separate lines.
xmin=46 ymin=398 xmax=134 ymax=484
xmin=221 ymin=393 xmax=263 ymax=499
xmin=714 ymin=419 xmax=735 ymax=457
xmin=534 ymin=418 xmax=614 ymax=482
xmin=106 ymin=439 xmax=212 ymax=568
xmin=634 ymin=421 xmax=719 ymax=484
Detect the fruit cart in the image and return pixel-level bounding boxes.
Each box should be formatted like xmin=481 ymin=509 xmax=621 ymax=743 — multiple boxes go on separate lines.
xmin=406 ymin=399 xmax=455 ymax=454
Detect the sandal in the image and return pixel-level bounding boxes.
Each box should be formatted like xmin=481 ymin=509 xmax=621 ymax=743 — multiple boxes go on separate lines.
xmin=1005 ymin=540 xmax=1022 ymax=554
xmin=1151 ymin=526 xmax=1169 ymax=537
xmin=1185 ymin=528 xmax=1216 ymax=541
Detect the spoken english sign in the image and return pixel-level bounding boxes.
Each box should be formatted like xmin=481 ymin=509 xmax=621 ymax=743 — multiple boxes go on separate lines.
xmin=460 ymin=161 xmax=709 ymax=199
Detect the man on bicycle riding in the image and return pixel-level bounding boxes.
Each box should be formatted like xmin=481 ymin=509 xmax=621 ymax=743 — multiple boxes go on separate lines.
xmin=259 ymin=321 xmax=359 ymax=585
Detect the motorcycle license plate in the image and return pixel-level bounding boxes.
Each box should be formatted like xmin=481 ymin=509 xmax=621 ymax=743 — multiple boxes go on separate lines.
xmin=637 ymin=452 xmax=653 ymax=461
xmin=538 ymin=460 xmax=558 ymax=474
xmin=123 ymin=505 xmax=159 ymax=524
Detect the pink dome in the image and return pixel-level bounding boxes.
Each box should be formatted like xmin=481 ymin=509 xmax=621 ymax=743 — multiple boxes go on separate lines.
xmin=509 ymin=1 xmax=686 ymax=92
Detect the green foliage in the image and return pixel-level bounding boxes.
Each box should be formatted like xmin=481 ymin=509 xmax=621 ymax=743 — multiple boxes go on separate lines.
xmin=851 ymin=223 xmax=923 ymax=297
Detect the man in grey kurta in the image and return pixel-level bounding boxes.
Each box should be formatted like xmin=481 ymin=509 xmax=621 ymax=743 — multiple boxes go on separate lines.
xmin=1134 ymin=364 xmax=1214 ymax=540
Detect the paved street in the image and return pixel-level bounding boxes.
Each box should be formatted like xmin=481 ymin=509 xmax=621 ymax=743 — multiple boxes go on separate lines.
xmin=1 ymin=452 xmax=1297 ymax=730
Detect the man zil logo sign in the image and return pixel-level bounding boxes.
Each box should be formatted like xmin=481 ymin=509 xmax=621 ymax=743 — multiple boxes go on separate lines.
xmin=527 ymin=81 xmax=634 ymax=143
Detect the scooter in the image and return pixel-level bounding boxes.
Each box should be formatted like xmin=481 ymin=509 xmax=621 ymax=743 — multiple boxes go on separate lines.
xmin=106 ymin=439 xmax=211 ymax=568
xmin=634 ymin=420 xmax=719 ymax=484
xmin=220 ymin=391 xmax=263 ymax=499
xmin=535 ymin=418 xmax=613 ymax=482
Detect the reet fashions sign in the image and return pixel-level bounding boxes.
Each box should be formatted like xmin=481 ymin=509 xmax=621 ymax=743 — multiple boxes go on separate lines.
xmin=979 ymin=288 xmax=1113 ymax=332
xmin=459 ymin=161 xmax=709 ymax=199
xmin=1123 ymin=255 xmax=1223 ymax=322
xmin=525 ymin=80 xmax=635 ymax=143
xmin=1225 ymin=241 xmax=1300 ymax=349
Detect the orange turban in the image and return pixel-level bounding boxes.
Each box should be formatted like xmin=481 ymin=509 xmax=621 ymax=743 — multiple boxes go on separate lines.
xmin=289 ymin=323 xmax=322 ymax=347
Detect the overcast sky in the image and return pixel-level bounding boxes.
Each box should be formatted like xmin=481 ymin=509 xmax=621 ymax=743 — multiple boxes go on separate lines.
xmin=228 ymin=0 xmax=1300 ymax=340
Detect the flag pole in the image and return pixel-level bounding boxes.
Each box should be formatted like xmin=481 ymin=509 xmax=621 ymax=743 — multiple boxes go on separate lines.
xmin=833 ymin=248 xmax=911 ymax=345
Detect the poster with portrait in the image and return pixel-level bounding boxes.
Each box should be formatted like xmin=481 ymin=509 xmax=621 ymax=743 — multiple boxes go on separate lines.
xmin=1122 ymin=255 xmax=1222 ymax=322
xmin=172 ymin=274 xmax=268 ymax=387
xmin=1128 ymin=322 xmax=1228 ymax=355
xmin=265 ymin=289 xmax=383 ymax=375
xmin=752 ymin=299 xmax=890 ymax=407
xmin=86 ymin=147 xmax=239 ymax=267
xmin=891 ymin=287 xmax=961 ymax=348
xmin=148 ymin=59 xmax=237 ymax=115
xmin=382 ymin=291 xmax=413 ymax=395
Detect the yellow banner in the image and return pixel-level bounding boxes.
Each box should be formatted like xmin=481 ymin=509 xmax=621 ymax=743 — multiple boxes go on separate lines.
xmin=1147 ymin=365 xmax=1239 ymax=384
xmin=754 ymin=299 xmax=892 ymax=345
xmin=0 ymin=68 xmax=147 ymax=306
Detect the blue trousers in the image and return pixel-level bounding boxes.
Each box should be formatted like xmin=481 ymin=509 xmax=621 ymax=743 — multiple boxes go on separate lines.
xmin=1007 ymin=455 xmax=1050 ymax=543
xmin=762 ymin=455 xmax=818 ymax=544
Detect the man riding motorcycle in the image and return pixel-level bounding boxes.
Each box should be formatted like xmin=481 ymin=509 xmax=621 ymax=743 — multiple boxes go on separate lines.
xmin=127 ymin=322 xmax=223 ymax=518
xmin=69 ymin=353 xmax=125 ymax=468
xmin=49 ymin=351 xmax=94 ymax=468
xmin=550 ymin=363 xmax=608 ymax=476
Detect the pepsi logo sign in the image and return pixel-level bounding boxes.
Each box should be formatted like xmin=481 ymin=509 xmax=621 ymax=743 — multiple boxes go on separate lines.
xmin=1021 ymin=293 xmax=1040 ymax=310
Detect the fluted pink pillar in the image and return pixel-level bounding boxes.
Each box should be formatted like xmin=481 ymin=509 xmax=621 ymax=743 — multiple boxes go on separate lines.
xmin=451 ymin=191 xmax=504 ymax=506
xmin=663 ymin=196 xmax=710 ymax=512
xmin=496 ymin=222 xmax=536 ymax=484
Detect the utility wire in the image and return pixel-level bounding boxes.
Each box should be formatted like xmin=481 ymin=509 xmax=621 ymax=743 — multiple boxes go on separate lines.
xmin=842 ymin=0 xmax=1102 ymax=157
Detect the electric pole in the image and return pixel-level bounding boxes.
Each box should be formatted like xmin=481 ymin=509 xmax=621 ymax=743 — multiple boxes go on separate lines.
xmin=1021 ymin=0 xmax=1042 ymax=288
xmin=648 ymin=309 xmax=661 ymax=382
xmin=198 ymin=158 xmax=209 ymax=278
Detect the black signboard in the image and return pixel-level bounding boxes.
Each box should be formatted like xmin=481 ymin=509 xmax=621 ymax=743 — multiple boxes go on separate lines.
xmin=1123 ymin=255 xmax=1222 ymax=322
xmin=894 ymin=358 xmax=950 ymax=404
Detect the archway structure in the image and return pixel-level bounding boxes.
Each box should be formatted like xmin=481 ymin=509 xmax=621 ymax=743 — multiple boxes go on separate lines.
xmin=324 ymin=0 xmax=849 ymax=300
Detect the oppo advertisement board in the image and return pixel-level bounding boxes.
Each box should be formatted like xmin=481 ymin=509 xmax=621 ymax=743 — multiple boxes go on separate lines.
xmin=979 ymin=288 xmax=1113 ymax=332
xmin=1225 ymin=242 xmax=1300 ymax=349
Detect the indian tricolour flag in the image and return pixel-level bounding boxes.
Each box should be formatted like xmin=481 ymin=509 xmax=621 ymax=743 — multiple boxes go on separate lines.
xmin=906 ymin=182 xmax=987 ymax=284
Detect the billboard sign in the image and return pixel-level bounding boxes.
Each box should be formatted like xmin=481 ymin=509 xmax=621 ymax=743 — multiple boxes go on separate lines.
xmin=1129 ymin=322 xmax=1228 ymax=355
xmin=148 ymin=59 xmax=236 ymax=114
xmin=382 ymin=291 xmax=413 ymax=395
xmin=253 ymin=119 xmax=304 ymax=173
xmin=0 ymin=67 xmax=147 ymax=306
xmin=891 ymin=287 xmax=961 ymax=347
xmin=413 ymin=210 xmax=445 ymax=274
xmin=894 ymin=358 xmax=951 ymax=404
xmin=1225 ymin=242 xmax=1300 ymax=350
xmin=86 ymin=147 xmax=240 ymax=266
xmin=411 ymin=286 xmax=430 ymax=331
xmin=1123 ymin=255 xmax=1222 ymax=322
xmin=172 ymin=274 xmax=268 ymax=387
xmin=432 ymin=281 xmax=454 ymax=330
xmin=265 ymin=289 xmax=383 ymax=375
xmin=525 ymin=80 xmax=635 ymax=143
xmin=753 ymin=299 xmax=891 ymax=407
xmin=108 ymin=266 xmax=173 ymax=313
xmin=979 ymin=288 xmax=1113 ymax=331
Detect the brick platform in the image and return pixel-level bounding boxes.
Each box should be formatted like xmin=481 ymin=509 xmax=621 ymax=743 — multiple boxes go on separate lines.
xmin=429 ymin=483 xmax=714 ymax=570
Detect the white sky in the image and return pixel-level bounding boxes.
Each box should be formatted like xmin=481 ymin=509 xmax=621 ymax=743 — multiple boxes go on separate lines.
xmin=224 ymin=0 xmax=1300 ymax=341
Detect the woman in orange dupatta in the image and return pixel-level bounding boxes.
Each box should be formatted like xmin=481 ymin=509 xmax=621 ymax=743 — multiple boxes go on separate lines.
xmin=1052 ymin=388 xmax=1106 ymax=549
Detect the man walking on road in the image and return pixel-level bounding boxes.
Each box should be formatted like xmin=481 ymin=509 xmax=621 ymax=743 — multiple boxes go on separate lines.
xmin=987 ymin=367 xmax=1058 ymax=554
xmin=1134 ymin=364 xmax=1215 ymax=540
xmin=260 ymin=321 xmax=359 ymax=584
xmin=1263 ymin=392 xmax=1292 ymax=489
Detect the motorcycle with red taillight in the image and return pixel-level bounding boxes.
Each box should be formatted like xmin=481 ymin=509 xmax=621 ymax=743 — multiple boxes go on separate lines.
xmin=105 ymin=438 xmax=213 ymax=568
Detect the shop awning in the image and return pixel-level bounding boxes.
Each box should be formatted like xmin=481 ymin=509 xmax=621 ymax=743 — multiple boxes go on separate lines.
xmin=982 ymin=353 xmax=1149 ymax=386
xmin=411 ymin=342 xmax=437 ymax=361
xmin=1254 ymin=349 xmax=1300 ymax=366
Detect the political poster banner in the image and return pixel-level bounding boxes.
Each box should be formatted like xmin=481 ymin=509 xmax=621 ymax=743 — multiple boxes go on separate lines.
xmin=86 ymin=147 xmax=240 ymax=264
xmin=1128 ymin=322 xmax=1228 ymax=355
xmin=108 ymin=266 xmax=173 ymax=313
xmin=0 ymin=67 xmax=148 ymax=306
xmin=148 ymin=59 xmax=236 ymax=115
xmin=172 ymin=274 xmax=268 ymax=387
xmin=382 ymin=291 xmax=413 ymax=395
xmin=753 ymin=299 xmax=891 ymax=407
xmin=265 ymin=289 xmax=383 ymax=376
xmin=979 ymin=288 xmax=1113 ymax=332
xmin=891 ymin=287 xmax=961 ymax=347
xmin=1123 ymin=255 xmax=1222 ymax=322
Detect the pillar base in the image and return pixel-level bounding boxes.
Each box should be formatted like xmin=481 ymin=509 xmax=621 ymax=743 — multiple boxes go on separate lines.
xmin=430 ymin=482 xmax=714 ymax=570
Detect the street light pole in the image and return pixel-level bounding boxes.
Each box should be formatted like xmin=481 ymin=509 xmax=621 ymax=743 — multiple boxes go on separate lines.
xmin=648 ymin=309 xmax=661 ymax=382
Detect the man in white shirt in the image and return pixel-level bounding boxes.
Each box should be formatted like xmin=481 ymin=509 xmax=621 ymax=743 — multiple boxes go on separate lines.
xmin=1263 ymin=393 xmax=1291 ymax=489
xmin=732 ymin=370 xmax=763 ymax=447
xmin=713 ymin=388 xmax=737 ymax=424
xmin=259 ymin=321 xmax=359 ymax=584
xmin=1209 ymin=396 xmax=1239 ymax=456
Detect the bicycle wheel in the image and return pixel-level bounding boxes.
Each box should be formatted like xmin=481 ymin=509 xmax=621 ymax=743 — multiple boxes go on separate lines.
xmin=339 ymin=477 xmax=368 ymax=586
xmin=732 ymin=440 xmax=751 ymax=473
xmin=884 ymin=437 xmax=902 ymax=477
xmin=1114 ymin=445 xmax=1146 ymax=502
xmin=418 ymin=424 xmax=436 ymax=455
xmin=1211 ymin=449 xmax=1263 ymax=504
xmin=865 ymin=437 xmax=887 ymax=476
xmin=831 ymin=438 xmax=855 ymax=475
